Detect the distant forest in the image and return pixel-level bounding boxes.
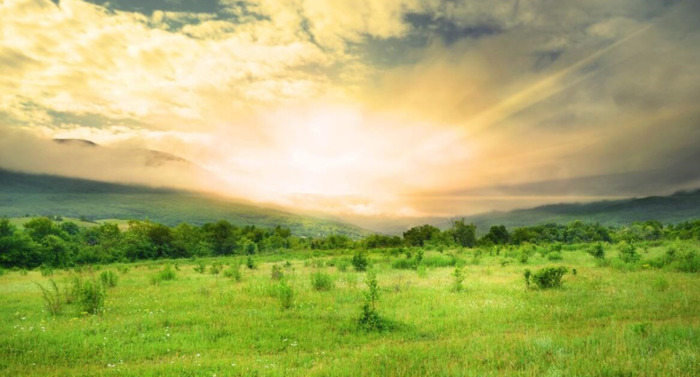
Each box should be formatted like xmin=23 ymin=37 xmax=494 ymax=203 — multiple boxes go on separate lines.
xmin=1 ymin=216 xmax=699 ymax=269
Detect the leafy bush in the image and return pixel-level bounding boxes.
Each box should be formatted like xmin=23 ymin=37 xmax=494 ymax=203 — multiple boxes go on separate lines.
xmin=524 ymin=269 xmax=532 ymax=289
xmin=37 ymin=279 xmax=63 ymax=316
xmin=152 ymin=265 xmax=176 ymax=285
xmin=528 ymin=267 xmax=568 ymax=289
xmin=391 ymin=257 xmax=414 ymax=270
xmin=336 ymin=259 xmax=350 ymax=272
xmin=618 ymin=242 xmax=640 ymax=264
xmin=310 ymin=272 xmax=334 ymax=291
xmin=546 ymin=252 xmax=563 ymax=261
xmin=40 ymin=265 xmax=54 ymax=277
xmin=271 ymin=265 xmax=283 ymax=280
xmin=224 ymin=265 xmax=242 ymax=281
xmin=451 ymin=266 xmax=465 ymax=292
xmin=588 ymin=243 xmax=606 ymax=259
xmin=193 ymin=262 xmax=206 ymax=274
xmin=275 ymin=281 xmax=294 ymax=310
xmin=79 ymin=278 xmax=106 ymax=314
xmin=352 ymin=252 xmax=368 ymax=272
xmin=358 ymin=270 xmax=384 ymax=331
xmin=99 ymin=270 xmax=118 ymax=288
xmin=651 ymin=244 xmax=700 ymax=272
xmin=421 ymin=254 xmax=457 ymax=268
xmin=246 ymin=256 xmax=256 ymax=270
xmin=209 ymin=262 xmax=222 ymax=275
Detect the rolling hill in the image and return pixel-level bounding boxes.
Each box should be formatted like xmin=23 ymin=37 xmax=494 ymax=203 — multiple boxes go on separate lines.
xmin=456 ymin=189 xmax=700 ymax=233
xmin=0 ymin=168 xmax=369 ymax=238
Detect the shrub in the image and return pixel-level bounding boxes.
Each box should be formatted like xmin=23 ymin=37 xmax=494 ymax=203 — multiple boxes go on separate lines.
xmin=65 ymin=276 xmax=82 ymax=304
xmin=223 ymin=265 xmax=242 ymax=281
xmin=588 ymin=243 xmax=606 ymax=259
xmin=421 ymin=254 xmax=457 ymax=268
xmin=246 ymin=256 xmax=256 ymax=270
xmin=358 ymin=270 xmax=384 ymax=331
xmin=518 ymin=250 xmax=530 ymax=264
xmin=37 ymin=279 xmax=63 ymax=316
xmin=152 ymin=265 xmax=176 ymax=285
xmin=618 ymin=242 xmax=640 ymax=264
xmin=336 ymin=259 xmax=350 ymax=272
xmin=79 ymin=278 xmax=106 ymax=314
xmin=275 ymin=281 xmax=294 ymax=310
xmin=391 ymin=258 xmax=414 ymax=270
xmin=352 ymin=252 xmax=368 ymax=272
xmin=193 ymin=262 xmax=206 ymax=274
xmin=271 ymin=265 xmax=283 ymax=280
xmin=40 ymin=265 xmax=54 ymax=277
xmin=210 ymin=262 xmax=222 ymax=275
xmin=311 ymin=272 xmax=334 ymax=291
xmin=451 ymin=266 xmax=465 ymax=292
xmin=524 ymin=269 xmax=532 ymax=289
xmin=529 ymin=267 xmax=568 ymax=289
xmin=99 ymin=270 xmax=118 ymax=288
xmin=546 ymin=252 xmax=563 ymax=261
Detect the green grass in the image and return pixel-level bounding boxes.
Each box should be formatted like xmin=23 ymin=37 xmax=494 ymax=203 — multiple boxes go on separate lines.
xmin=0 ymin=244 xmax=698 ymax=376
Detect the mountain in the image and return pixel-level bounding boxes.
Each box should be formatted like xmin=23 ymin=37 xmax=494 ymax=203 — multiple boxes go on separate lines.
xmin=0 ymin=168 xmax=369 ymax=238
xmin=456 ymin=189 xmax=700 ymax=233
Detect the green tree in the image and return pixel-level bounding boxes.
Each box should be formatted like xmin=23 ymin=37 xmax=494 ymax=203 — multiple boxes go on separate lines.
xmin=451 ymin=219 xmax=477 ymax=247
xmin=403 ymin=224 xmax=440 ymax=247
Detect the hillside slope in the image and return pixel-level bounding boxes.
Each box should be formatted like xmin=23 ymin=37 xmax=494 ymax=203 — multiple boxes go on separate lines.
xmin=0 ymin=169 xmax=368 ymax=238
xmin=458 ymin=189 xmax=700 ymax=232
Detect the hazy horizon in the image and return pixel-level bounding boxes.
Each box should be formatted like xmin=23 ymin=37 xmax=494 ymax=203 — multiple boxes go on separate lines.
xmin=2 ymin=0 xmax=700 ymax=219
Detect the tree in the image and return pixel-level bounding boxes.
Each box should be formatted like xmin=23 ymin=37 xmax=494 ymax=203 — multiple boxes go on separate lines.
xmin=481 ymin=225 xmax=510 ymax=245
xmin=451 ymin=219 xmax=476 ymax=247
xmin=202 ymin=220 xmax=238 ymax=255
xmin=403 ymin=224 xmax=440 ymax=247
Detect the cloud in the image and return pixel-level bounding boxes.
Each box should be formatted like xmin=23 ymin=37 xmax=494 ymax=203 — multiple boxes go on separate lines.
xmin=1 ymin=0 xmax=699 ymax=219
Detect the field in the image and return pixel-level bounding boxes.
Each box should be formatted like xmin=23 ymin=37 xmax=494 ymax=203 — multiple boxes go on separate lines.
xmin=1 ymin=244 xmax=698 ymax=376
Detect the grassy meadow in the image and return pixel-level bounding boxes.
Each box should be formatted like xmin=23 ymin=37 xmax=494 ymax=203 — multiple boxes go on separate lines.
xmin=1 ymin=244 xmax=698 ymax=376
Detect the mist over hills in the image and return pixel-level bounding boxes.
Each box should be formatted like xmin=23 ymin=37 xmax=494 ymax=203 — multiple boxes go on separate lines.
xmin=0 ymin=168 xmax=368 ymax=238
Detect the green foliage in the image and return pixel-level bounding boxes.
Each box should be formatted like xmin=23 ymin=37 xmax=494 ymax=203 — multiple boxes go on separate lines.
xmin=37 ymin=279 xmax=63 ymax=316
xmin=451 ymin=219 xmax=477 ymax=247
xmin=358 ymin=270 xmax=384 ymax=331
xmin=588 ymin=242 xmax=606 ymax=259
xmin=271 ymin=265 xmax=283 ymax=280
xmin=351 ymin=252 xmax=368 ymax=271
xmin=421 ymin=253 xmax=457 ymax=268
xmin=99 ymin=270 xmax=118 ymax=288
xmin=152 ymin=265 xmax=176 ymax=285
xmin=403 ymin=224 xmax=440 ymax=247
xmin=451 ymin=266 xmax=465 ymax=292
xmin=336 ymin=259 xmax=350 ymax=272
xmin=524 ymin=269 xmax=532 ymax=289
xmin=223 ymin=264 xmax=242 ymax=281
xmin=246 ymin=256 xmax=256 ymax=270
xmin=193 ymin=262 xmax=206 ymax=274
xmin=651 ymin=243 xmax=700 ymax=272
xmin=547 ymin=252 xmax=563 ymax=261
xmin=209 ymin=262 xmax=222 ymax=275
xmin=529 ymin=267 xmax=568 ymax=289
xmin=618 ymin=242 xmax=640 ymax=264
xmin=79 ymin=278 xmax=105 ymax=315
xmin=310 ymin=272 xmax=334 ymax=291
xmin=276 ymin=281 xmax=294 ymax=310
xmin=40 ymin=265 xmax=54 ymax=277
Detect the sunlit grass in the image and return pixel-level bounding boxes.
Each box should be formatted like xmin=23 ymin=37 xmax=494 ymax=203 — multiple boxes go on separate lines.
xmin=1 ymin=245 xmax=698 ymax=376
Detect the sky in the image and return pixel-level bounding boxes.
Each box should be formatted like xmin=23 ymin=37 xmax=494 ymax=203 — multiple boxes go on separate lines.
xmin=1 ymin=0 xmax=700 ymax=218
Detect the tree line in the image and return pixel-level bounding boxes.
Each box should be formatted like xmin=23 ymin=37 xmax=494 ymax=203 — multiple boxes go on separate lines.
xmin=1 ymin=217 xmax=699 ymax=269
